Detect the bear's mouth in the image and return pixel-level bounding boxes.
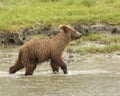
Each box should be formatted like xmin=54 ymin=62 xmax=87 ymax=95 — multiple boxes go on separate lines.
xmin=73 ymin=34 xmax=83 ymax=40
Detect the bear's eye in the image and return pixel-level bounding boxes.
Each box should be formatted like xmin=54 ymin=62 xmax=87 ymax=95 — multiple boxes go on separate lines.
xmin=74 ymin=31 xmax=76 ymax=33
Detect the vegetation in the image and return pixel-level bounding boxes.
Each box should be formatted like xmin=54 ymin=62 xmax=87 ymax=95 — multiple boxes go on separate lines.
xmin=74 ymin=44 xmax=120 ymax=53
xmin=33 ymin=35 xmax=43 ymax=39
xmin=0 ymin=0 xmax=120 ymax=31
xmin=76 ymin=33 xmax=120 ymax=44
xmin=1 ymin=0 xmax=120 ymax=53
xmin=67 ymin=33 xmax=120 ymax=53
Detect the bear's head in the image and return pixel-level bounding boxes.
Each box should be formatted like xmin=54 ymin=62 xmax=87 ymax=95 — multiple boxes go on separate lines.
xmin=59 ymin=25 xmax=82 ymax=40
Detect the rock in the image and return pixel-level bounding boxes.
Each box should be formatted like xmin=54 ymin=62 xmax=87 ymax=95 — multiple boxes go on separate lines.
xmin=68 ymin=55 xmax=74 ymax=58
xmin=89 ymin=24 xmax=112 ymax=34
xmin=67 ymin=59 xmax=74 ymax=63
xmin=72 ymin=24 xmax=89 ymax=35
xmin=117 ymin=53 xmax=120 ymax=55
xmin=0 ymin=31 xmax=24 ymax=45
xmin=111 ymin=26 xmax=120 ymax=34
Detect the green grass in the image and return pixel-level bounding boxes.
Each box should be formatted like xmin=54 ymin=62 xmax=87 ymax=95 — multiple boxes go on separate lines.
xmin=74 ymin=44 xmax=120 ymax=53
xmin=33 ymin=35 xmax=43 ymax=39
xmin=0 ymin=0 xmax=120 ymax=32
xmin=67 ymin=33 xmax=120 ymax=53
xmin=76 ymin=33 xmax=120 ymax=44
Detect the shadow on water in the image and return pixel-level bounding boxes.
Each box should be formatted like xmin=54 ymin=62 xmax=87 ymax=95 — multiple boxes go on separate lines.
xmin=0 ymin=46 xmax=120 ymax=96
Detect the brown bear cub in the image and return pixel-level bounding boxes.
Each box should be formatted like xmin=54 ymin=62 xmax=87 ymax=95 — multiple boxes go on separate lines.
xmin=9 ymin=25 xmax=82 ymax=75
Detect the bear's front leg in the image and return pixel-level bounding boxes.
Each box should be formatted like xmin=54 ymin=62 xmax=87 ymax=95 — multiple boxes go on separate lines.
xmin=51 ymin=56 xmax=68 ymax=74
xmin=50 ymin=61 xmax=59 ymax=74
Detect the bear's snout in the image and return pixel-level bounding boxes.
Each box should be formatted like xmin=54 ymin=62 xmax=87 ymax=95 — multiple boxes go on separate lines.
xmin=74 ymin=31 xmax=83 ymax=40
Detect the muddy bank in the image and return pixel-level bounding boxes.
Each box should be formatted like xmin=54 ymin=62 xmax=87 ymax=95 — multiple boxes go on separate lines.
xmin=0 ymin=23 xmax=120 ymax=45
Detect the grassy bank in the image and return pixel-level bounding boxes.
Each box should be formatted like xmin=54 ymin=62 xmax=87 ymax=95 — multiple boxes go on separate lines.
xmin=0 ymin=0 xmax=120 ymax=31
xmin=67 ymin=33 xmax=120 ymax=53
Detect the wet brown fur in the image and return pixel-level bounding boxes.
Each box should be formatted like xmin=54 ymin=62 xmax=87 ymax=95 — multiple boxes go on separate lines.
xmin=9 ymin=25 xmax=82 ymax=75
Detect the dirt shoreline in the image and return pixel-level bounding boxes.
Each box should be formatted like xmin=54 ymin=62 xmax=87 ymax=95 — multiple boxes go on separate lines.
xmin=0 ymin=23 xmax=120 ymax=45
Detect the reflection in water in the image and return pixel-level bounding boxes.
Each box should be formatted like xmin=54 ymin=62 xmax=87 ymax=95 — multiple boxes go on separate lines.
xmin=0 ymin=46 xmax=120 ymax=96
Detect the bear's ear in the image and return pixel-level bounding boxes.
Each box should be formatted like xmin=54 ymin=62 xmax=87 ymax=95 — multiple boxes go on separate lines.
xmin=59 ymin=25 xmax=68 ymax=33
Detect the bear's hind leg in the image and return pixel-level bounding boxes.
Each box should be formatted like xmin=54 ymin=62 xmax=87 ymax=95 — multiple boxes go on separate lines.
xmin=25 ymin=64 xmax=37 ymax=76
xmin=9 ymin=59 xmax=24 ymax=74
xmin=50 ymin=61 xmax=59 ymax=74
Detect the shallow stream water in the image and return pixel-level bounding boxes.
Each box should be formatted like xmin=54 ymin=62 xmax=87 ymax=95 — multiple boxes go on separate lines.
xmin=0 ymin=46 xmax=120 ymax=96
